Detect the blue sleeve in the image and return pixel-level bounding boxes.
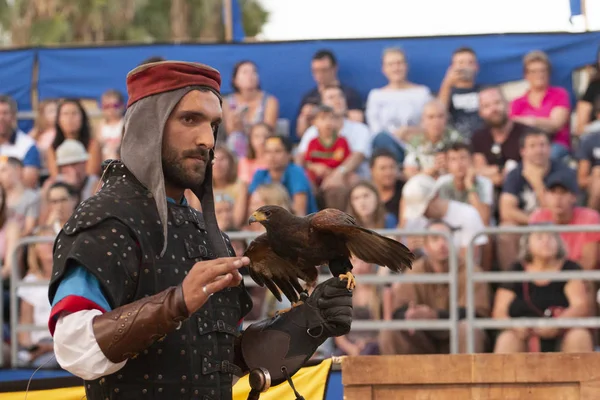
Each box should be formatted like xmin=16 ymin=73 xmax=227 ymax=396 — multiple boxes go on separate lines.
xmin=52 ymin=266 xmax=113 ymax=311
xmin=384 ymin=213 xmax=398 ymax=229
xmin=248 ymin=170 xmax=265 ymax=194
xmin=501 ymin=169 xmax=522 ymax=195
xmin=288 ymin=166 xmax=313 ymax=196
xmin=22 ymin=145 xmax=41 ymax=168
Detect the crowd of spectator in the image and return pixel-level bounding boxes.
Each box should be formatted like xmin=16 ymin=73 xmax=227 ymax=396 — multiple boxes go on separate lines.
xmin=2 ymin=43 xmax=600 ymax=368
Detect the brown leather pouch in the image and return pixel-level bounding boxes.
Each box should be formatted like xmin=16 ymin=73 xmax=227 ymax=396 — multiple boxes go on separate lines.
xmin=92 ymin=285 xmax=189 ymax=363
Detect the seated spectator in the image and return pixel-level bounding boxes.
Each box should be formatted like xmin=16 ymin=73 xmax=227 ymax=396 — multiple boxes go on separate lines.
xmin=212 ymin=146 xmax=248 ymax=228
xmin=296 ymin=84 xmax=372 ymax=179
xmin=0 ymin=157 xmax=40 ymax=235
xmin=403 ymin=100 xmax=462 ymax=179
xmin=28 ymin=99 xmax=57 ymax=173
xmin=244 ymin=183 xmax=293 ymax=320
xmin=296 ymin=49 xmax=363 ymax=137
xmin=249 ymin=135 xmax=317 ymax=216
xmin=492 ymin=230 xmax=592 ymax=353
xmin=348 ymin=181 xmax=398 ymax=230
xmin=379 ymin=220 xmax=490 ymax=354
xmin=437 ymin=47 xmax=483 ymax=139
xmin=530 ymin=169 xmax=600 ymax=270
xmin=215 ymin=193 xmax=236 ymax=231
xmin=334 ymin=257 xmax=382 ymax=356
xmin=214 ymin=193 xmax=245 ymax=256
xmin=498 ymin=128 xmax=571 ymax=271
xmin=42 ymin=139 xmax=100 ymax=203
xmin=471 ymin=86 xmax=527 ymax=192
xmin=96 ymin=89 xmax=125 ymax=161
xmin=575 ymin=122 xmax=600 ymax=210
xmin=367 ymin=47 xmax=432 ymax=164
xmin=0 ymin=183 xmax=22 ymax=282
xmin=237 ymin=122 xmax=271 ymax=185
xmin=437 ymin=142 xmax=494 ymax=225
xmin=401 ymin=174 xmax=488 ymax=261
xmin=304 ymin=105 xmax=352 ymax=186
xmin=575 ymin=53 xmax=600 ymax=136
xmin=16 ymin=226 xmax=58 ymax=368
xmin=245 ymin=183 xmax=293 ymax=234
xmin=43 ymin=182 xmax=78 ymax=234
xmin=0 ymin=95 xmax=41 ymax=188
xmin=47 ymin=99 xmax=102 ymax=177
xmin=509 ymin=51 xmax=571 ymax=161
xmin=223 ymin=61 xmax=279 ymax=158
xmin=370 ymin=149 xmax=404 ymax=218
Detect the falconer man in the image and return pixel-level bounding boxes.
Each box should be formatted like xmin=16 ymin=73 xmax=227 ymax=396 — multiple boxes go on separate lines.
xmin=47 ymin=61 xmax=353 ymax=399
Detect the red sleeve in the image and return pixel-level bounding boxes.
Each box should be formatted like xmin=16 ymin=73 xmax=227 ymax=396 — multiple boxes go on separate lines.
xmin=48 ymin=295 xmax=107 ymax=336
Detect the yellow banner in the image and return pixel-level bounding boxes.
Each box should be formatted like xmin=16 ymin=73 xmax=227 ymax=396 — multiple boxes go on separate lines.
xmin=233 ymin=359 xmax=332 ymax=400
xmin=3 ymin=359 xmax=332 ymax=400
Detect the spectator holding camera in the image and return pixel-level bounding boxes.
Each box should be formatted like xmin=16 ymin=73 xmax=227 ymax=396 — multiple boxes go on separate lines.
xmin=438 ymin=47 xmax=483 ymax=139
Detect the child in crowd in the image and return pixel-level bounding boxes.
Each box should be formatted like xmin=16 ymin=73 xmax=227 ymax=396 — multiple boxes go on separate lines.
xmin=304 ymin=105 xmax=351 ymax=187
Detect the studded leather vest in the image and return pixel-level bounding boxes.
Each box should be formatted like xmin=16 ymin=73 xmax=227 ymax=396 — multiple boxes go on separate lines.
xmin=49 ymin=162 xmax=253 ymax=400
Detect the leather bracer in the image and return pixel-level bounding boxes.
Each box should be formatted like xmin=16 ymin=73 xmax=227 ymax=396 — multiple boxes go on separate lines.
xmin=92 ymin=285 xmax=189 ymax=363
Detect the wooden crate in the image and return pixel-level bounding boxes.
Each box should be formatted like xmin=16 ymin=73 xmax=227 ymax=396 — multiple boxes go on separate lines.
xmin=342 ymin=353 xmax=600 ymax=400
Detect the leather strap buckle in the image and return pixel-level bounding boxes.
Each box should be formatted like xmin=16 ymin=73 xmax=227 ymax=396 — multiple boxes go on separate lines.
xmin=197 ymin=317 xmax=238 ymax=336
xmin=202 ymin=357 xmax=242 ymax=376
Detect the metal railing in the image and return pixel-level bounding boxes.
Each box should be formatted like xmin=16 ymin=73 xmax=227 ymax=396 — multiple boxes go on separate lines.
xmin=3 ymin=229 xmax=460 ymax=367
xmin=5 ymin=224 xmax=600 ymax=366
xmin=465 ymin=224 xmax=600 ymax=353
xmin=7 ymin=236 xmax=55 ymax=367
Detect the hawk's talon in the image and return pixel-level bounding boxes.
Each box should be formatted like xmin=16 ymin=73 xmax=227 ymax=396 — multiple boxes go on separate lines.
xmin=275 ymin=300 xmax=304 ymax=316
xmin=338 ymin=272 xmax=356 ymax=290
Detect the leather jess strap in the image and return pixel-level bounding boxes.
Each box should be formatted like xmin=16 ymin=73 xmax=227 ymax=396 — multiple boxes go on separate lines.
xmin=197 ymin=316 xmax=239 ymax=336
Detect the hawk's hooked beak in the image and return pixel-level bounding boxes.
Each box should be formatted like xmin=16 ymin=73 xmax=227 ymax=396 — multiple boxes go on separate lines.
xmin=248 ymin=211 xmax=267 ymax=225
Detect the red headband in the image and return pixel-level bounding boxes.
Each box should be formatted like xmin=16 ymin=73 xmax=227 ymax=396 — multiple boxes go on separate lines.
xmin=126 ymin=61 xmax=221 ymax=108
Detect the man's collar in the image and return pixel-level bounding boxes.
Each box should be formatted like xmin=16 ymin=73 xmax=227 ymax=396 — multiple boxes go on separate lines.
xmin=167 ymin=196 xmax=188 ymax=205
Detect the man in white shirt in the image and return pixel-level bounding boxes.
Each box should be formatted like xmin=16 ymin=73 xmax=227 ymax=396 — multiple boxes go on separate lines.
xmin=47 ymin=61 xmax=352 ymax=400
xmin=295 ymin=84 xmax=372 ymax=179
xmin=401 ymin=173 xmax=488 ymax=262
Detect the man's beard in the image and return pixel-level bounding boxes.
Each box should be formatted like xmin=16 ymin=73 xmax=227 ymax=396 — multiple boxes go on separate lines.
xmin=162 ymin=144 xmax=210 ymax=191
xmin=485 ymin=113 xmax=508 ymax=129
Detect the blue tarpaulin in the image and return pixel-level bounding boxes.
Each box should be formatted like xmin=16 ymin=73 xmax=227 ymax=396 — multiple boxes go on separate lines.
xmin=0 ymin=49 xmax=35 ymax=131
xmin=2 ymin=32 xmax=600 ymax=137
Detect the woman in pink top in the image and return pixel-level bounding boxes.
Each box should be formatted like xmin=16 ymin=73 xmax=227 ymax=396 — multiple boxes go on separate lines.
xmin=509 ymin=51 xmax=571 ymax=161
xmin=237 ymin=122 xmax=270 ymax=185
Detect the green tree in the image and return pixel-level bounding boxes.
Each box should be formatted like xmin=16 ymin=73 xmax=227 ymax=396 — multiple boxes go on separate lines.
xmin=0 ymin=0 xmax=269 ymax=46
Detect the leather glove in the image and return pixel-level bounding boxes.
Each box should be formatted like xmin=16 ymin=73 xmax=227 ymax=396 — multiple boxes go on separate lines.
xmin=305 ymin=276 xmax=353 ymax=337
xmin=237 ymin=277 xmax=353 ymax=385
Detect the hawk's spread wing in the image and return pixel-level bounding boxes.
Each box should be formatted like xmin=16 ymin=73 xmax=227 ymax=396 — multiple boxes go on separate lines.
xmin=244 ymin=234 xmax=315 ymax=303
xmin=309 ymin=208 xmax=414 ymax=272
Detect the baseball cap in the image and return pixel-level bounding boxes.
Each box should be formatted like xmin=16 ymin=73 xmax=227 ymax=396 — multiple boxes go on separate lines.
xmin=401 ymin=174 xmax=439 ymax=220
xmin=544 ymin=168 xmax=578 ymax=194
xmin=56 ymin=139 xmax=89 ymax=167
